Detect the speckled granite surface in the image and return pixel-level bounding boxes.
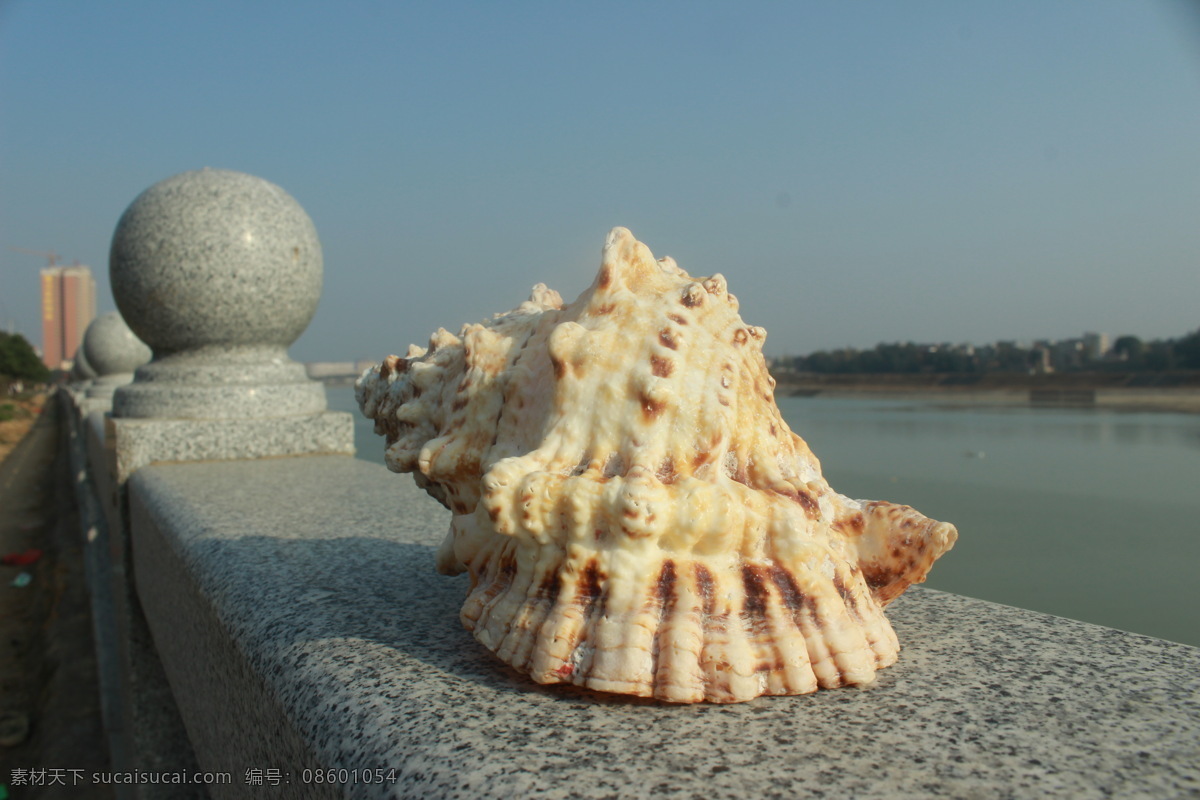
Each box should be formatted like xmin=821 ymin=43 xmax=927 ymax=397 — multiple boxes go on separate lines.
xmin=110 ymin=412 xmax=354 ymax=485
xmin=129 ymin=457 xmax=1200 ymax=800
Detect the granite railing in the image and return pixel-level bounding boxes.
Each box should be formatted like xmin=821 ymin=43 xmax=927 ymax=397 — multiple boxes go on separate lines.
xmin=59 ymin=170 xmax=1200 ymax=800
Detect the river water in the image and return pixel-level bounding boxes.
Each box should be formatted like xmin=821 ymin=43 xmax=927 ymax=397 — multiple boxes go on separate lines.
xmin=330 ymin=386 xmax=1200 ymax=647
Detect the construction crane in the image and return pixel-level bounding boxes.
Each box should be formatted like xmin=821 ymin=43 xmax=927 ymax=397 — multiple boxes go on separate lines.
xmin=8 ymin=247 xmax=61 ymax=267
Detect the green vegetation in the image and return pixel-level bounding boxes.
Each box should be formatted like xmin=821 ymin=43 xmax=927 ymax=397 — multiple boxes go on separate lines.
xmin=0 ymin=332 xmax=50 ymax=383
xmin=785 ymin=328 xmax=1200 ymax=375
xmin=0 ymin=403 xmax=16 ymax=422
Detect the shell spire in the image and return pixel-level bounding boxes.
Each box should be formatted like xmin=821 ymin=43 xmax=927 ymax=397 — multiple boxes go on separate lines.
xmin=358 ymin=227 xmax=957 ymax=703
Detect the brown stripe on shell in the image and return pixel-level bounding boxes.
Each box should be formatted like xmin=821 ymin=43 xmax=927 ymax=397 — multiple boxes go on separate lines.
xmin=694 ymin=563 xmax=716 ymax=617
xmin=799 ymin=489 xmax=822 ymax=517
xmin=658 ymin=328 xmax=679 ymax=350
xmin=539 ymin=568 xmax=562 ymax=605
xmin=561 ymin=559 xmax=608 ymax=677
xmin=497 ymin=551 xmax=517 ymax=583
xmin=832 ymin=573 xmax=856 ymax=609
xmin=541 ymin=557 xmax=609 ymax=679
xmin=646 ymin=559 xmax=679 ymax=698
xmin=502 ymin=558 xmax=573 ymax=670
xmin=860 ymin=564 xmax=910 ymax=606
xmin=832 ymin=512 xmax=865 ymax=536
xmin=650 ymin=355 xmax=673 ymax=377
xmin=768 ymin=564 xmax=811 ymax=617
xmin=769 ymin=484 xmax=820 ymax=518
xmin=741 ymin=564 xmax=769 ymax=619
xmin=579 ymin=558 xmax=605 ymax=610
xmin=655 ymin=560 xmax=678 ymax=613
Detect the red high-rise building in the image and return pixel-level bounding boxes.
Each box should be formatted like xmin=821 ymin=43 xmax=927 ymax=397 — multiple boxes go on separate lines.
xmin=41 ymin=265 xmax=96 ymax=370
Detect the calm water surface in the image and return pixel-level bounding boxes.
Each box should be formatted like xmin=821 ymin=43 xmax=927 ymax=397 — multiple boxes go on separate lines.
xmin=331 ymin=387 xmax=1200 ymax=647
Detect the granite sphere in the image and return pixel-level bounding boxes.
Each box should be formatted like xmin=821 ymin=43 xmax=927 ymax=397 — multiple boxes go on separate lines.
xmin=82 ymin=312 xmax=152 ymax=377
xmin=109 ymin=169 xmax=322 ymax=356
xmin=71 ymin=343 xmax=98 ymax=380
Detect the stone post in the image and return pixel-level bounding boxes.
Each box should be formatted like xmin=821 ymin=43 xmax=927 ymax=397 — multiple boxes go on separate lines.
xmin=109 ymin=168 xmax=354 ymax=478
xmin=83 ymin=311 xmax=152 ymax=408
xmin=98 ymin=169 xmax=355 ymax=795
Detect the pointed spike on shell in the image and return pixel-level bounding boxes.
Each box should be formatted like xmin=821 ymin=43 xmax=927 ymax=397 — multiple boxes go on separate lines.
xmin=356 ymin=226 xmax=958 ymax=704
xmin=377 ymin=354 xmax=407 ymax=381
xmin=703 ymin=274 xmax=727 ymax=296
xmin=529 ymin=282 xmax=564 ymax=309
xmin=603 ymin=225 xmax=632 ymax=250
xmin=599 ymin=226 xmax=659 ymax=291
xmin=657 ymin=256 xmax=683 ymax=276
xmin=427 ymin=327 xmax=460 ymax=353
xmin=681 ymin=283 xmax=706 ymax=308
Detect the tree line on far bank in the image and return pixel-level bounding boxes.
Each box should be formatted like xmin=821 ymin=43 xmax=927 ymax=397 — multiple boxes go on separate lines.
xmin=782 ymin=329 xmax=1200 ymax=375
xmin=0 ymin=333 xmax=50 ymax=383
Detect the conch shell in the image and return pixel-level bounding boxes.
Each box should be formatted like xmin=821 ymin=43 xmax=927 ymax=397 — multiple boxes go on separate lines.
xmin=357 ymin=228 xmax=956 ymax=703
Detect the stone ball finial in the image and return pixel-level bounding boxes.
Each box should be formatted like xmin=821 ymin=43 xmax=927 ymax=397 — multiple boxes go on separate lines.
xmin=109 ymin=169 xmax=327 ymax=420
xmin=71 ymin=343 xmax=98 ymax=381
xmin=109 ymin=168 xmax=322 ymax=357
xmin=83 ymin=312 xmax=152 ymax=377
xmin=82 ymin=311 xmax=152 ymax=401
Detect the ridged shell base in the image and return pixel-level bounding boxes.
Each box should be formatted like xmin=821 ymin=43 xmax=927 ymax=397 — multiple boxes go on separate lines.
xmin=460 ymin=540 xmax=901 ymax=704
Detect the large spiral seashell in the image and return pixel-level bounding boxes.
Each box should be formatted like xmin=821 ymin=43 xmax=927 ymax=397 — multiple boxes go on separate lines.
xmin=358 ymin=227 xmax=957 ymax=703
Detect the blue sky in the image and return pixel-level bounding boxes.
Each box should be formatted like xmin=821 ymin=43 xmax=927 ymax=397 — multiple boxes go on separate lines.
xmin=2 ymin=1 xmax=1198 ymax=362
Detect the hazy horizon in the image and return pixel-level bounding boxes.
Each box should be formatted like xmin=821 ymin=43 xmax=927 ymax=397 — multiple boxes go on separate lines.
xmin=2 ymin=2 xmax=1198 ymax=363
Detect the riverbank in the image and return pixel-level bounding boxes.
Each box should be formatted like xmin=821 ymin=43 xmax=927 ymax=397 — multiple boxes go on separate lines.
xmin=0 ymin=392 xmax=48 ymax=465
xmin=0 ymin=396 xmax=112 ymax=797
xmin=774 ymin=372 xmax=1200 ymax=413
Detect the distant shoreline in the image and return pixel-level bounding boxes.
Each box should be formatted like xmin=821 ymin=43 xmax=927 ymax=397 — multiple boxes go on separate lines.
xmin=321 ymin=372 xmax=1200 ymax=414
xmin=774 ymin=372 xmax=1200 ymax=414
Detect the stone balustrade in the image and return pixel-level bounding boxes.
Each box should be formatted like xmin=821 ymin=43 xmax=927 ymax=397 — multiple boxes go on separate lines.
xmin=59 ymin=170 xmax=1200 ymax=799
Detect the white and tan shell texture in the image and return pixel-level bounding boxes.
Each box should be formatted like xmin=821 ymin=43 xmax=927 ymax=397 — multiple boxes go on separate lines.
xmin=357 ymin=227 xmax=957 ymax=703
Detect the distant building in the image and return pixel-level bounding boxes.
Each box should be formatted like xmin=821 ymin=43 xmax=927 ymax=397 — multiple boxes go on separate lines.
xmin=1030 ymin=343 xmax=1054 ymax=374
xmin=1081 ymin=332 xmax=1109 ymax=362
xmin=41 ymin=265 xmax=96 ymax=370
xmin=1052 ymin=339 xmax=1085 ymax=370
